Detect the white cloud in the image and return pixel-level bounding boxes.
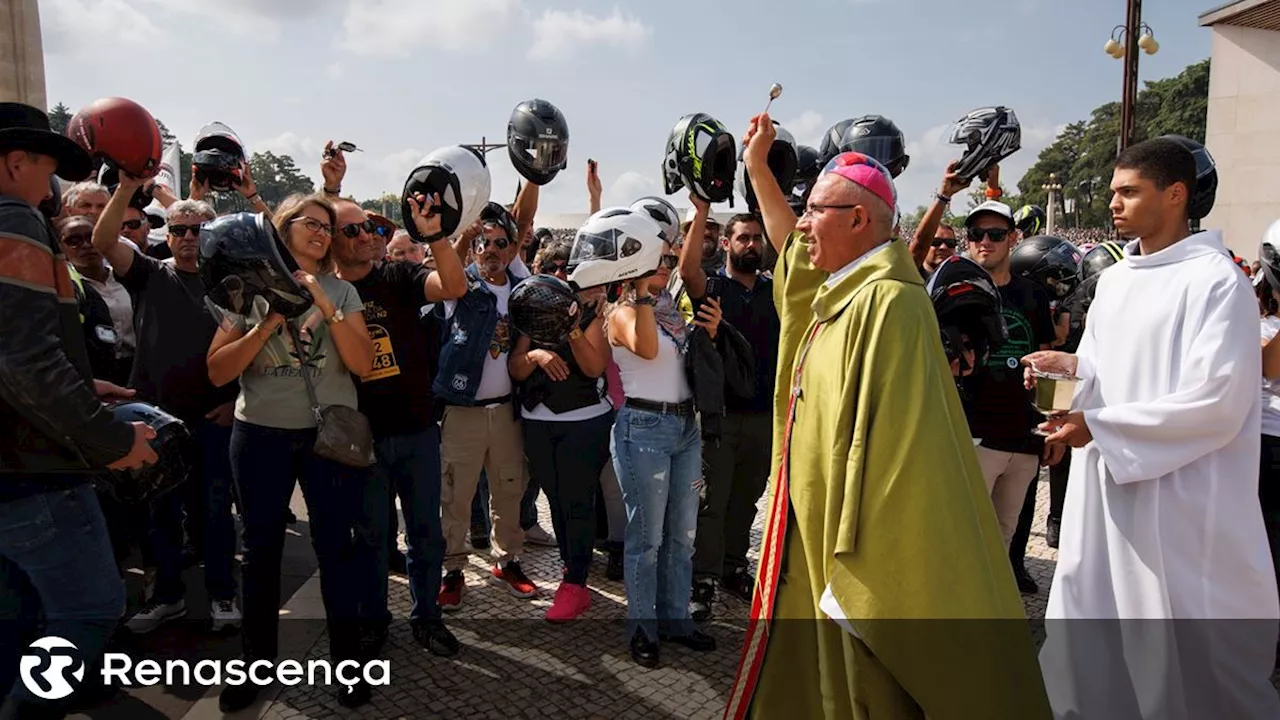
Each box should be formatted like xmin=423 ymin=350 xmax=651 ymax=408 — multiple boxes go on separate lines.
xmin=41 ymin=0 xmax=162 ymax=54
xmin=780 ymin=110 xmax=825 ymax=148
xmin=604 ymin=171 xmax=662 ymax=207
xmin=252 ymin=131 xmax=318 ymax=163
xmin=528 ymin=7 xmax=650 ymax=62
xmin=335 ymin=0 xmax=521 ymax=57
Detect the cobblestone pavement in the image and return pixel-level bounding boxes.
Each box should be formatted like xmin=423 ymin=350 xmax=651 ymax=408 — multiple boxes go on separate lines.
xmin=247 ymin=474 xmax=1067 ymax=720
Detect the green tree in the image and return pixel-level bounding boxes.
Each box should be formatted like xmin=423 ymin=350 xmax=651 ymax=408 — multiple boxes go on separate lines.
xmin=48 ymin=102 xmax=72 ymax=135
xmin=360 ymin=193 xmax=402 ymax=224
xmin=154 ymin=118 xmax=177 ymax=145
xmin=201 ymin=152 xmax=314 ymax=213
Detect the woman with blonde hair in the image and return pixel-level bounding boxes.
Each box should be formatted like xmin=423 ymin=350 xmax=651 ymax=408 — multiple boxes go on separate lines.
xmin=207 ymin=193 xmax=377 ymax=711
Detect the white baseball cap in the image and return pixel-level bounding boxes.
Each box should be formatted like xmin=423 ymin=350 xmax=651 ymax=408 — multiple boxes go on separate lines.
xmin=681 ymin=206 xmax=722 ymax=230
xmin=965 ymin=200 xmax=1014 ymax=227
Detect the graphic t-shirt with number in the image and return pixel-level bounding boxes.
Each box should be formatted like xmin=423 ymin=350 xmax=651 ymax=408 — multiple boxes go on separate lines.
xmin=443 ymin=277 xmax=514 ymax=404
xmin=961 ymin=274 xmax=1055 ymax=454
xmin=350 ymin=261 xmax=440 ymax=437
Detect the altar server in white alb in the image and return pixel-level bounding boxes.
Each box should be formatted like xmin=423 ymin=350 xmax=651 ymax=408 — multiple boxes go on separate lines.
xmin=1023 ymin=136 xmax=1280 ymax=720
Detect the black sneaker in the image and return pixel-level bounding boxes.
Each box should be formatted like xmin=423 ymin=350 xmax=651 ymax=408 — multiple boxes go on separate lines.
xmin=219 ymin=683 xmax=260 ymax=713
xmin=720 ymin=567 xmax=755 ymax=602
xmin=1013 ymin=564 xmax=1039 ymax=595
xmin=412 ymin=619 xmax=460 ymax=657
xmin=388 ymin=551 xmax=408 ymax=575
xmin=336 ymin=678 xmax=371 ymax=708
xmin=470 ymin=523 xmax=491 ymax=550
xmin=659 ymin=629 xmax=717 ymax=652
xmin=1045 ymin=516 xmax=1061 ymax=549
xmin=691 ymin=579 xmax=715 ymax=622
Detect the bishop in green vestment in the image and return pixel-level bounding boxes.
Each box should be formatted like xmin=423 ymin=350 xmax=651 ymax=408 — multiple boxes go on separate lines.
xmin=724 ymin=147 xmax=1050 ymax=720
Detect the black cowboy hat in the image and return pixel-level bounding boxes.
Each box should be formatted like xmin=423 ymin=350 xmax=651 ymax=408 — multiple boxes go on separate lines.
xmin=0 ymin=103 xmax=93 ymax=180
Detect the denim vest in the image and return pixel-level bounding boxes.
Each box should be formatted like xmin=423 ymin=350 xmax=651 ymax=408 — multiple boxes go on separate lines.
xmin=431 ymin=264 xmax=525 ymax=406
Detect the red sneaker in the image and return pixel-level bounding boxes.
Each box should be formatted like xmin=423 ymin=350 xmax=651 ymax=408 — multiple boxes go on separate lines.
xmin=439 ymin=570 xmax=464 ymax=611
xmin=545 ymin=582 xmax=591 ymax=623
xmin=491 ymin=560 xmax=538 ymax=599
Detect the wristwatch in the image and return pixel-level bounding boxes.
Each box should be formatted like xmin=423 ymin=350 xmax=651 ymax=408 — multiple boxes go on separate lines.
xmin=325 ymin=309 xmax=346 ymax=325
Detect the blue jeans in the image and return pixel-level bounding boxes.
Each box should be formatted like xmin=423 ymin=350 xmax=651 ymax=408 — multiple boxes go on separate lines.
xmin=363 ymin=427 xmax=446 ymax=624
xmin=0 ymin=485 xmax=124 ymax=702
xmin=146 ymin=419 xmax=238 ymax=604
xmin=230 ymin=421 xmax=370 ymax=662
xmin=611 ymin=405 xmax=702 ymax=642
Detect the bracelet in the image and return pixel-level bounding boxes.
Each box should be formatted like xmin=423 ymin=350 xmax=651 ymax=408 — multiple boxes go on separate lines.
xmin=323 ymin=186 xmax=341 ymax=195
xmin=245 ymin=192 xmax=260 ymax=202
xmin=634 ymin=295 xmax=657 ymax=307
xmin=985 ymin=187 xmax=1003 ymax=199
xmin=934 ymin=192 xmax=951 ymax=204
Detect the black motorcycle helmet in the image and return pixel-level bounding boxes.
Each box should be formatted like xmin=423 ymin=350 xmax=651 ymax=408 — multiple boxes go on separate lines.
xmin=789 ymin=144 xmax=823 ymax=215
xmin=478 ymin=201 xmax=518 ymax=246
xmin=839 ymin=115 xmax=909 ymax=178
xmin=818 ymin=118 xmax=856 ymax=165
xmin=192 ymin=122 xmax=246 ymax=192
xmin=510 ymin=274 xmax=581 ymax=347
xmin=926 ymin=256 xmax=1007 ymax=373
xmin=1157 ymin=134 xmax=1217 ymax=221
xmin=738 ymin=121 xmax=798 ymax=212
xmin=949 ymin=106 xmax=1022 ymax=184
xmin=100 ymin=401 xmax=192 ymax=505
xmin=662 ymin=113 xmax=737 ymax=204
xmin=97 ymin=163 xmax=154 ymax=212
xmin=1013 ymin=205 xmax=1046 ymax=237
xmin=1078 ymin=241 xmax=1125 ymax=283
xmin=508 ymin=99 xmax=569 ymax=186
xmin=1010 ymin=235 xmax=1082 ymax=299
xmin=198 ymin=212 xmax=313 ymax=319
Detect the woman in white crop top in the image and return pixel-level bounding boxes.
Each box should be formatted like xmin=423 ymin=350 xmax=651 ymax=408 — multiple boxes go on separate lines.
xmin=606 ymin=239 xmax=722 ymax=667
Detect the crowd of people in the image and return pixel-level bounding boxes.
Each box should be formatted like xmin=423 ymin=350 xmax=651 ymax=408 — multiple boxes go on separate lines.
xmin=2 ymin=93 xmax=1280 ymax=720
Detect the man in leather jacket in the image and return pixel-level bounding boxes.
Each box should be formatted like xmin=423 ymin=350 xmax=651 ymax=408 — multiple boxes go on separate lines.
xmin=0 ymin=103 xmax=156 ymax=719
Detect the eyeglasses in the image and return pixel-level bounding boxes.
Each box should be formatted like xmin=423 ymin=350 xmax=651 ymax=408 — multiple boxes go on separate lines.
xmin=290 ymin=217 xmax=334 ymax=236
xmin=121 ymin=219 xmax=144 ymax=231
xmin=967 ymin=227 xmax=1011 ymax=243
xmin=61 ymin=233 xmax=93 ymax=248
xmin=169 ymin=224 xmax=204 ymax=238
xmin=340 ymin=219 xmax=377 ymax=239
xmin=540 ymin=261 xmax=568 ymax=274
xmin=658 ymin=254 xmax=679 ymax=269
xmin=800 ymin=203 xmax=858 ymax=218
xmin=932 ymin=237 xmax=958 ymax=248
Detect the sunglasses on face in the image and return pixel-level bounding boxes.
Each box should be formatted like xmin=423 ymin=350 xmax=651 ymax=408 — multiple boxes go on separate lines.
xmin=121 ymin=219 xmax=144 ymax=231
xmin=658 ymin=254 xmax=679 ymax=269
xmin=932 ymin=237 xmax=957 ymax=248
xmin=372 ymin=224 xmax=394 ymax=238
xmin=61 ymin=233 xmax=93 ymax=248
xmin=473 ymin=235 xmax=511 ymax=253
xmin=968 ymin=227 xmax=1011 ymax=243
xmin=290 ymin=217 xmax=334 ymax=236
xmin=340 ymin=219 xmax=377 ymax=239
xmin=168 ymin=224 xmax=204 ymax=238
xmin=541 ymin=261 xmax=568 ymax=274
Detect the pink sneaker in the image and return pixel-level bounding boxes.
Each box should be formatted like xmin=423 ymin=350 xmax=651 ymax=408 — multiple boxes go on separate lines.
xmin=545 ymin=582 xmax=591 ymax=623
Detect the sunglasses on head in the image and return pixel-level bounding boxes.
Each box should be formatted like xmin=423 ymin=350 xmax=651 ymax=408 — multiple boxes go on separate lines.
xmin=968 ymin=227 xmax=1011 ymax=243
xmin=340 ymin=219 xmax=377 ymax=239
xmin=932 ymin=236 xmax=957 ymax=248
xmin=169 ymin=224 xmax=203 ymax=238
xmin=61 ymin=233 xmax=93 ymax=248
xmin=121 ymin=219 xmax=144 ymax=231
xmin=659 ymin=254 xmax=679 ymax=269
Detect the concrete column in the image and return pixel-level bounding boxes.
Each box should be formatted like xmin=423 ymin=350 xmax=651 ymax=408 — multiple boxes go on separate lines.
xmin=0 ymin=0 xmax=46 ymax=108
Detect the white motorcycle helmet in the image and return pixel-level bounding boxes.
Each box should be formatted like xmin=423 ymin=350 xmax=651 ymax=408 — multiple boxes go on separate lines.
xmin=627 ymin=196 xmax=680 ymax=245
xmin=400 ymin=145 xmax=492 ymax=242
xmin=567 ymin=207 xmax=665 ymax=291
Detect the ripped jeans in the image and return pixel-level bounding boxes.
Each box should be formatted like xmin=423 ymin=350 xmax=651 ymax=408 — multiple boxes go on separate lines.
xmin=611 ymin=404 xmax=702 ymax=642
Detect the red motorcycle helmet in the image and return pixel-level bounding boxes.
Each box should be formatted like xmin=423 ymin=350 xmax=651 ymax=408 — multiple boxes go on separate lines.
xmin=66 ymin=97 xmax=163 ymax=179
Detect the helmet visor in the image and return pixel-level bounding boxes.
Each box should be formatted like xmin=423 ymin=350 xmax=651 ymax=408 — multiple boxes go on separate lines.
xmin=569 ymin=229 xmax=619 ymax=266
xmin=515 ymin=135 xmax=568 ymax=171
xmin=842 ymin=136 xmax=902 ymax=166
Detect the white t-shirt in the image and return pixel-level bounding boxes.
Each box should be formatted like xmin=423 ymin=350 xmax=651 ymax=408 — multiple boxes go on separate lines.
xmin=444 ymin=279 xmax=514 ymax=404
xmin=1261 ymin=315 xmax=1280 ymax=437
xmin=83 ymin=272 xmax=136 ymax=357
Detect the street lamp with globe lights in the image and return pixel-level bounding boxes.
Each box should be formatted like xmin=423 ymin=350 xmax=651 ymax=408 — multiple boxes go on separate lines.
xmin=1042 ymin=173 xmax=1063 ymax=234
xmin=1106 ymin=0 xmax=1159 ymax=152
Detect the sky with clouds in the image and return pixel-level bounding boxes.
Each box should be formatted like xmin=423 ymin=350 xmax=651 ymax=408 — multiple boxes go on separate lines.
xmin=40 ymin=0 xmax=1212 ymax=223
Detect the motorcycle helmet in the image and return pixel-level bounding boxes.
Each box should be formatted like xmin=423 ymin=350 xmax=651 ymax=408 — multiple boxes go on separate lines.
xmin=818 ymin=118 xmax=856 ymax=164
xmin=100 ymin=401 xmax=192 ymax=505
xmin=567 ymin=207 xmax=664 ymax=291
xmin=737 ymin=121 xmax=798 ymax=212
xmin=1010 ymin=235 xmax=1082 ymax=299
xmin=662 ymin=113 xmax=736 ymax=204
xmin=401 ymin=145 xmax=491 ymax=243
xmin=839 ymin=115 xmax=910 ymax=178
xmin=789 ymin=144 xmax=823 ymax=213
xmin=66 ymin=97 xmax=163 ymax=179
xmin=948 ymin=106 xmax=1021 ymax=185
xmin=1014 ymin=205 xmax=1046 ymax=237
xmin=198 ymin=212 xmax=313 ymax=319
xmin=97 ymin=163 xmax=154 ymax=212
xmin=1078 ymin=241 xmax=1125 ymax=283
xmin=510 ymin=274 xmax=581 ymax=347
xmin=192 ymin=122 xmax=247 ymax=191
xmin=1157 ymin=134 xmax=1217 ymax=221
xmin=1260 ymin=220 xmax=1280 ymax=292
xmin=926 ymin=255 xmax=1008 ymax=372
xmin=628 ymin=196 xmax=680 ymax=245
xmin=478 ymin=201 xmax=518 ymax=246
xmin=507 ymin=98 xmax=569 ymax=186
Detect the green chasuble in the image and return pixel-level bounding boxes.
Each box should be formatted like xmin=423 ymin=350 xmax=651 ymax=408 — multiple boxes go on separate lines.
xmin=746 ymin=235 xmax=1050 ymax=719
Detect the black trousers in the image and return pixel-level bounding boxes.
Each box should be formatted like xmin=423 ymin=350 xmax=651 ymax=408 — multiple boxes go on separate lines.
xmin=1048 ymin=447 xmax=1071 ymax=522
xmin=692 ymin=412 xmax=772 ymax=581
xmin=1009 ymin=467 xmax=1041 ymax=567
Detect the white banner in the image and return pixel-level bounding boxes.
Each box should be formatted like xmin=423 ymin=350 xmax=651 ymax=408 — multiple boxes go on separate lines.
xmin=153 ymin=142 xmax=182 ymax=198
